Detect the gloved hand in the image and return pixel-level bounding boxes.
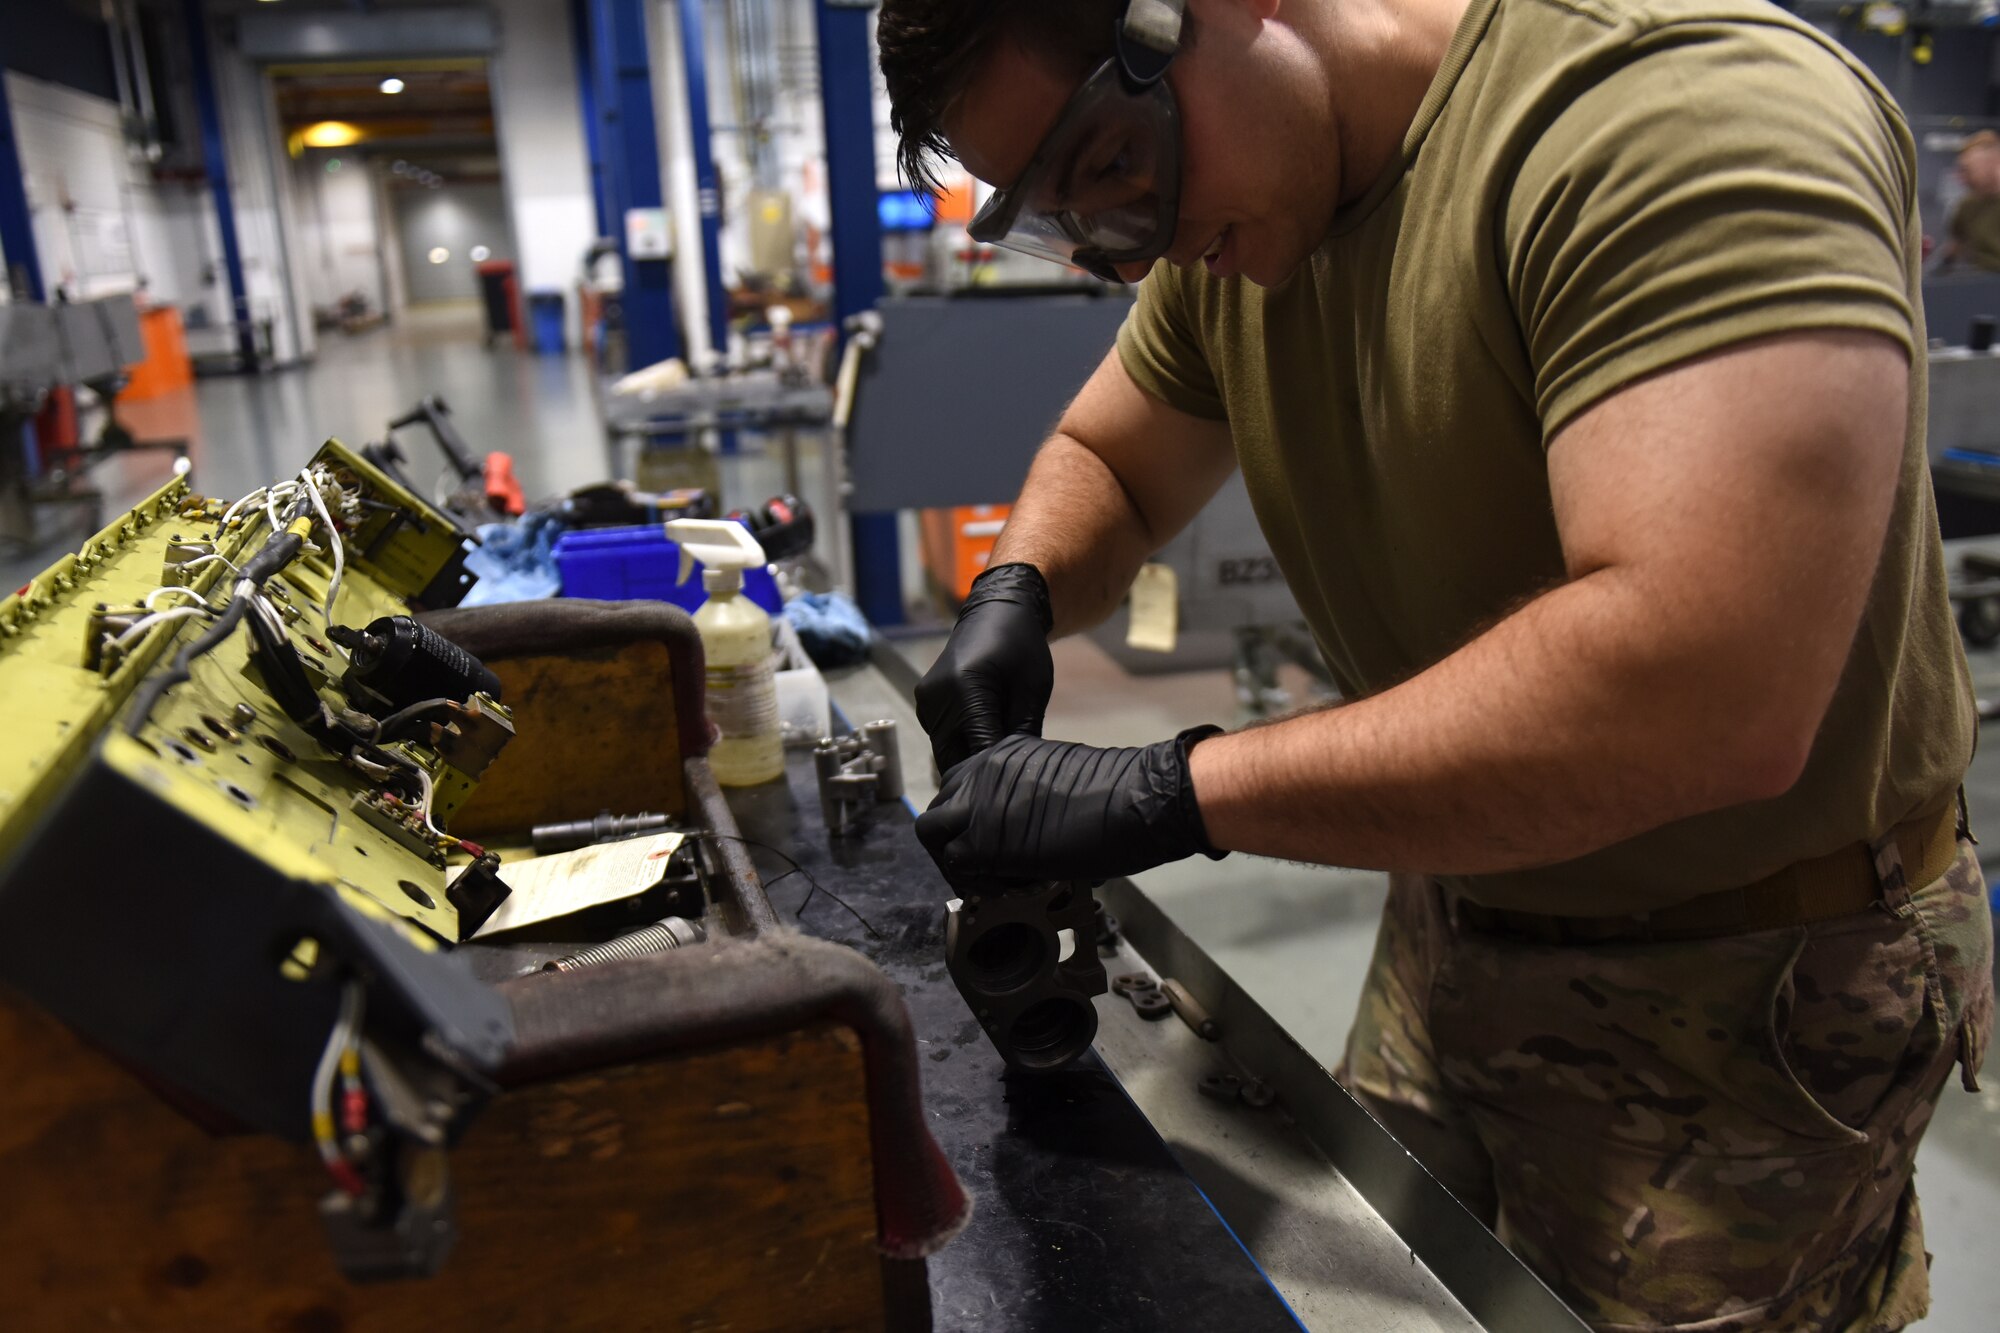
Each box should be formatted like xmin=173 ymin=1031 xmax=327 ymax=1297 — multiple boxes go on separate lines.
xmin=915 ymin=563 xmax=1055 ymax=774
xmin=916 ymin=727 xmax=1228 ymax=885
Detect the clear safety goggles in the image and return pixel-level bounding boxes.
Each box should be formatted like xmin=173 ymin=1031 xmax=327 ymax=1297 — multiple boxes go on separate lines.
xmin=966 ymin=0 xmax=1186 ymax=283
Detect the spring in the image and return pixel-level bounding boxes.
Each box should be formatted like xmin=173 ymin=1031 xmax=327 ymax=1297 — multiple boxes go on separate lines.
xmin=543 ymin=918 xmax=707 ymax=972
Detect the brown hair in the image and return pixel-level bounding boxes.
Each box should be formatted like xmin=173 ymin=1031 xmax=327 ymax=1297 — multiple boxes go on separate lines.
xmin=877 ymin=0 xmax=1126 ymax=197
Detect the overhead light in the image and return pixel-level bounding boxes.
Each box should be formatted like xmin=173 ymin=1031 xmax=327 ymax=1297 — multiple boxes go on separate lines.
xmin=379 ymin=78 xmax=405 ymax=95
xmin=325 ymin=158 xmax=342 ymax=173
xmin=429 ymin=248 xmax=451 ymax=265
xmin=470 ymin=245 xmax=492 ymax=262
xmin=301 ymin=121 xmax=363 ymax=149
xmin=392 ymin=160 xmax=409 ymax=174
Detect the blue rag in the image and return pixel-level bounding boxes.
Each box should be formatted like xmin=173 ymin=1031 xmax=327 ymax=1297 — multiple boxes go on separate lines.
xmin=785 ymin=591 xmax=871 ymax=667
xmin=461 ymin=512 xmax=567 ymax=606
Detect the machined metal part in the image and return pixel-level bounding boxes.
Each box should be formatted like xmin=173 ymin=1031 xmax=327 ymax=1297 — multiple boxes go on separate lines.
xmin=812 ymin=720 xmax=905 ymax=838
xmin=944 ymin=879 xmax=1109 ymax=1071
xmin=1113 ymin=971 xmax=1172 ymax=1021
xmin=161 ymin=535 xmax=216 ymax=587
xmin=530 ymin=810 xmax=673 ymax=855
xmin=543 ymin=917 xmax=708 ymax=972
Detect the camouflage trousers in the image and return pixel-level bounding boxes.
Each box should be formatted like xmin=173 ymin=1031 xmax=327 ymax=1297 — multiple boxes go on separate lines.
xmin=1337 ymin=841 xmax=1994 ymax=1332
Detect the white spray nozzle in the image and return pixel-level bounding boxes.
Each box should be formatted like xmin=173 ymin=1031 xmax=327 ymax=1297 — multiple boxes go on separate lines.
xmin=667 ymin=518 xmax=767 ymax=585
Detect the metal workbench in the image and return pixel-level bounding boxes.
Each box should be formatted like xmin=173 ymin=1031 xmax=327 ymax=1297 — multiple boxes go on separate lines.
xmin=716 ymin=642 xmax=1588 ymax=1332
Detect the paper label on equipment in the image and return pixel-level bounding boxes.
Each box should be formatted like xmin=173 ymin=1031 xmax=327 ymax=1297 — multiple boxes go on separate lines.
xmin=1126 ymin=563 xmax=1179 ymax=653
xmin=707 ymin=660 xmax=778 ymax=738
xmin=473 ymin=831 xmax=686 ymax=937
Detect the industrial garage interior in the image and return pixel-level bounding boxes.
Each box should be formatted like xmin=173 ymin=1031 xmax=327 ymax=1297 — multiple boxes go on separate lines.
xmin=4 ymin=1 xmax=2000 ymax=1330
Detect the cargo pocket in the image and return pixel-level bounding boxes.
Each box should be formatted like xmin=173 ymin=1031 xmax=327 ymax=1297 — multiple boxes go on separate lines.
xmin=1906 ymin=848 xmax=1996 ymax=1095
xmin=1766 ymin=911 xmax=1937 ymax=1145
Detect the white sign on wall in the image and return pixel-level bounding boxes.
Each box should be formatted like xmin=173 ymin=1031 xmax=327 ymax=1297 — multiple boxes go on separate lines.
xmin=625 ymin=207 xmax=672 ymax=260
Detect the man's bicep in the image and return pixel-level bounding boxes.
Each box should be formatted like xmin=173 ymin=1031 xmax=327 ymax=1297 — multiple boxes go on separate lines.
xmin=1548 ymin=331 xmax=1908 ymax=747
xmin=1058 ymin=346 xmax=1236 ymax=550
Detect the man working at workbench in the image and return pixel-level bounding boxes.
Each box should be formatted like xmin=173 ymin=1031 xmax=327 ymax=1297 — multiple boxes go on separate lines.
xmin=883 ymin=0 xmax=1995 ymax=1327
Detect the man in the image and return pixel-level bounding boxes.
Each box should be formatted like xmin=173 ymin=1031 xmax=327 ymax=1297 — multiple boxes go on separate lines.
xmin=880 ymin=0 xmax=1995 ymax=1328
xmin=1944 ymin=129 xmax=2000 ymax=272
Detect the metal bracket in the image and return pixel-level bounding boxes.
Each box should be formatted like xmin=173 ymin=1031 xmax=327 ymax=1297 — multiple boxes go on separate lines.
xmin=812 ymin=720 xmax=904 ymax=838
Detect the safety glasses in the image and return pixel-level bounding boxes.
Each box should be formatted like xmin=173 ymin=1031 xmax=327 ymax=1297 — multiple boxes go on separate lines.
xmin=966 ymin=0 xmax=1187 ymax=283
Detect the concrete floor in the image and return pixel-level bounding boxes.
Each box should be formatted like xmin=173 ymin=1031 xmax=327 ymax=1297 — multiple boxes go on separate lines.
xmin=11 ymin=305 xmax=1999 ymax=1330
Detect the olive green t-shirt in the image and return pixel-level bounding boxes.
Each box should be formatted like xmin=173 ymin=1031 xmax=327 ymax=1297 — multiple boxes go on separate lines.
xmin=1117 ymin=0 xmax=1975 ymax=915
xmin=1950 ymin=192 xmax=2000 ymax=272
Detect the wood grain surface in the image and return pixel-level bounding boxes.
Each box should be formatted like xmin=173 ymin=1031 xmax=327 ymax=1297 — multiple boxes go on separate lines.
xmin=0 ymin=997 xmax=893 ymax=1332
xmin=453 ymin=639 xmax=688 ymax=835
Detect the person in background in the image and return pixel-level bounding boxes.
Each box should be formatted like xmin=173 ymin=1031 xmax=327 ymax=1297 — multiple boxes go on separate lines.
xmin=1943 ymin=129 xmax=2000 ymax=271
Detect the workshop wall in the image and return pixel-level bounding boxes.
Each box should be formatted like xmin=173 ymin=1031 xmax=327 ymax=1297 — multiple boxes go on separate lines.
xmin=210 ymin=38 xmax=311 ymax=366
xmin=2 ymin=71 xmax=216 ymax=317
xmin=392 ymin=182 xmax=516 ymax=306
xmin=291 ymin=152 xmax=389 ymax=319
xmin=490 ymin=0 xmax=599 ymax=345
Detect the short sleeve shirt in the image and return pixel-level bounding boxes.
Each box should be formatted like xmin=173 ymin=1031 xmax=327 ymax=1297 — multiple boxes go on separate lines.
xmin=1117 ymin=0 xmax=1974 ymax=914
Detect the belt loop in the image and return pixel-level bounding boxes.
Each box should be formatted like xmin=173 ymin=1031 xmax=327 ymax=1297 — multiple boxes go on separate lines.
xmin=1870 ymin=827 xmax=1915 ymax=915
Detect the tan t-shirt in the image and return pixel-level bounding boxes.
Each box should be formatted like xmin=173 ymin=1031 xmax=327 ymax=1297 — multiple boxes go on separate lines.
xmin=1950 ymin=193 xmax=2000 ymax=272
xmin=1118 ymin=0 xmax=1975 ymax=915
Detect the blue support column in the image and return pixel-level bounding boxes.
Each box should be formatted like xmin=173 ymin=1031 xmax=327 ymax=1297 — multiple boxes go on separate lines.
xmin=0 ymin=80 xmax=45 ymax=302
xmin=571 ymin=0 xmax=611 ymax=238
xmin=182 ymin=0 xmax=256 ymax=369
xmin=816 ymin=0 xmax=901 ymax=627
xmin=589 ymin=0 xmax=682 ymax=370
xmin=675 ymin=0 xmax=732 ymax=360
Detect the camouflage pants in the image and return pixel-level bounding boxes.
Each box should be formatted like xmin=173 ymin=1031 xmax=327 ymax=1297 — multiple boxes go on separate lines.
xmin=1338 ymin=842 xmax=1994 ymax=1332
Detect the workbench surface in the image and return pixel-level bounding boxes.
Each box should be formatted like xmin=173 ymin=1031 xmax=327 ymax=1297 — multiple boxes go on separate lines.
xmin=728 ymin=748 xmax=1307 ymax=1333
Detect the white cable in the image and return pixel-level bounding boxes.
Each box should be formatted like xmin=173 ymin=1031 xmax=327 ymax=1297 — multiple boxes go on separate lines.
xmin=220 ymin=487 xmax=268 ymax=529
xmin=110 ymin=605 xmax=212 ymax=650
xmin=299 ymin=467 xmax=344 ymax=630
xmin=310 ymin=982 xmax=365 ymax=1170
xmin=177 ymin=552 xmax=241 ymax=574
xmin=263 ymin=483 xmax=298 ymax=538
xmin=410 ymin=764 xmax=445 ymax=839
xmin=143 ymin=586 xmax=215 ymax=611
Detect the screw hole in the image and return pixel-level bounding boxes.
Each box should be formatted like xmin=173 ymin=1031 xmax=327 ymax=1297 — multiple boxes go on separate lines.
xmin=259 ymin=735 xmax=297 ymax=763
xmin=398 ymin=880 xmax=437 ymax=909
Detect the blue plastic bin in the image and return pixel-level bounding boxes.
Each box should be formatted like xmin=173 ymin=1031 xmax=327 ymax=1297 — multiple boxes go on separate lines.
xmin=528 ymin=291 xmax=567 ymax=354
xmin=553 ymin=523 xmax=782 ymax=614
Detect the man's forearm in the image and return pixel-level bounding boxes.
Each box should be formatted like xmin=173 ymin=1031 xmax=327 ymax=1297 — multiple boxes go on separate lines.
xmin=1190 ymin=570 xmax=1814 ymax=875
xmin=991 ymin=434 xmax=1159 ymax=638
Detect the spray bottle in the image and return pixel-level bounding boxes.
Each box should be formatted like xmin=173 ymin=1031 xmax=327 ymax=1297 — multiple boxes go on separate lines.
xmin=668 ymin=519 xmax=784 ymax=786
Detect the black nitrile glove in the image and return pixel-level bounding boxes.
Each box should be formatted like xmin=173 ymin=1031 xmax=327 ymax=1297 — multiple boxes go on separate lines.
xmin=915 ymin=563 xmax=1055 ymax=774
xmin=916 ymin=726 xmax=1228 ymax=885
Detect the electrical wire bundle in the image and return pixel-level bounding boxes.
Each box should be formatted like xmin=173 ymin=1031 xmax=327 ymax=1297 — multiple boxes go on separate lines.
xmin=121 ymin=466 xmax=358 ymax=737
xmin=311 ymin=981 xmax=371 ymax=1196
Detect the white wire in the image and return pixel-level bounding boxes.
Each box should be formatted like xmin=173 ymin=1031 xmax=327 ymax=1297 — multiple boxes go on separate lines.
xmin=310 ymin=982 xmax=365 ymax=1169
xmin=220 ymin=487 xmax=268 ymax=529
xmin=110 ymin=605 xmax=212 ymax=650
xmin=178 ymin=552 xmax=241 ymax=574
xmin=263 ymin=483 xmax=296 ymax=537
xmin=298 ymin=467 xmax=344 ymax=630
xmin=410 ymin=764 xmax=446 ymax=840
xmin=143 ymin=586 xmax=215 ymax=611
